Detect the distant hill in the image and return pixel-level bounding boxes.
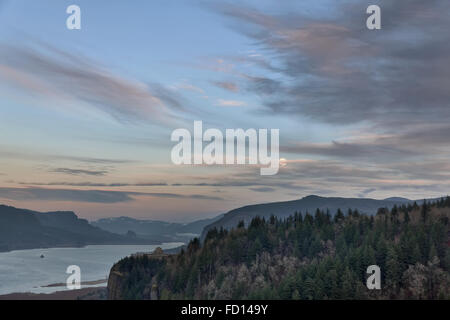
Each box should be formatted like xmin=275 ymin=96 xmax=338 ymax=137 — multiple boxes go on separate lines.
xmin=0 ymin=205 xmax=158 ymax=252
xmin=383 ymin=197 xmax=411 ymax=202
xmin=200 ymin=195 xmax=430 ymax=240
xmin=91 ymin=215 xmax=223 ymax=243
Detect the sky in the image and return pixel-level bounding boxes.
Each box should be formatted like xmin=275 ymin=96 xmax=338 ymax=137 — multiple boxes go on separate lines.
xmin=0 ymin=0 xmax=449 ymax=222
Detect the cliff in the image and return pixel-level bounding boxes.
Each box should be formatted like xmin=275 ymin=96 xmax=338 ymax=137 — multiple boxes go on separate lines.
xmin=107 ymin=267 xmax=126 ymax=300
xmin=107 ymin=248 xmax=169 ymax=300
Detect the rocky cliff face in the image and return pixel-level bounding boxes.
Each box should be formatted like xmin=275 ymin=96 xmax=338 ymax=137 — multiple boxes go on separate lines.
xmin=107 ymin=248 xmax=168 ymax=300
xmin=107 ymin=264 xmax=161 ymax=300
xmin=107 ymin=264 xmax=125 ymax=300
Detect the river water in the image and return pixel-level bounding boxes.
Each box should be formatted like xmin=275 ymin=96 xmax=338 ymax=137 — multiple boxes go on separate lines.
xmin=0 ymin=243 xmax=183 ymax=295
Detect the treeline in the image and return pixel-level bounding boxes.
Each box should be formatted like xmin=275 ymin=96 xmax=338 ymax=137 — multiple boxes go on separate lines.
xmin=113 ymin=198 xmax=450 ymax=300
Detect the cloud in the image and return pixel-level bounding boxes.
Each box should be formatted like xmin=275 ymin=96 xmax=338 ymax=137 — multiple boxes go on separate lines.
xmin=216 ymin=99 xmax=247 ymax=107
xmin=54 ymin=155 xmax=134 ymax=165
xmin=196 ymin=157 xmax=450 ymax=198
xmin=249 ymin=187 xmax=275 ymax=192
xmin=244 ymin=75 xmax=281 ymax=95
xmin=0 ymin=148 xmax=135 ymax=165
xmin=0 ymin=43 xmax=184 ymax=123
xmin=16 ymin=179 xmax=307 ymax=194
xmin=281 ymin=123 xmax=450 ymax=164
xmin=280 ymin=140 xmax=417 ymax=162
xmin=212 ymin=81 xmax=239 ymax=92
xmin=274 ymin=159 xmax=396 ymax=182
xmin=0 ymin=187 xmax=135 ymax=203
xmin=172 ymin=81 xmax=205 ymax=94
xmin=214 ymin=1 xmax=450 ymax=129
xmin=147 ymin=82 xmax=188 ymax=111
xmin=202 ymin=0 xmax=450 ymax=199
xmin=0 ymin=187 xmax=223 ymax=203
xmin=17 ymin=181 xmax=168 ymax=187
xmin=171 ymin=180 xmax=305 ymax=190
xmin=273 ymin=159 xmax=450 ymax=196
xmin=188 ymin=194 xmax=223 ymax=200
xmin=50 ymin=168 xmax=109 ymax=177
xmin=358 ymin=188 xmax=377 ymax=198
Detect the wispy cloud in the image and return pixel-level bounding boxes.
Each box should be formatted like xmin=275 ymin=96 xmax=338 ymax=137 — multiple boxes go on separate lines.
xmin=0 ymin=187 xmax=223 ymax=203
xmin=16 ymin=181 xmax=168 ymax=187
xmin=212 ymin=81 xmax=239 ymax=92
xmin=49 ymin=168 xmax=109 ymax=177
xmin=0 ymin=148 xmax=135 ymax=165
xmin=216 ymin=99 xmax=246 ymax=107
xmin=358 ymin=188 xmax=377 ymax=198
xmin=214 ymin=1 xmax=450 ymax=129
xmin=0 ymin=42 xmax=185 ymax=124
xmin=0 ymin=187 xmax=135 ymax=203
xmin=172 ymin=81 xmax=205 ymax=94
xmin=249 ymin=187 xmax=276 ymax=193
xmin=281 ymin=124 xmax=450 ymax=163
xmin=207 ymin=1 xmax=450 ymax=197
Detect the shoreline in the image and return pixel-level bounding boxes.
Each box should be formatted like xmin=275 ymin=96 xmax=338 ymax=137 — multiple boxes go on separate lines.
xmin=0 ymin=287 xmax=107 ymax=300
xmin=42 ymin=279 xmax=108 ymax=288
xmin=0 ymin=242 xmax=166 ymax=254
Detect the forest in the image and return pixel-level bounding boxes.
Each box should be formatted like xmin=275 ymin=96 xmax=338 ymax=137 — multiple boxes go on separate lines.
xmin=110 ymin=198 xmax=450 ymax=300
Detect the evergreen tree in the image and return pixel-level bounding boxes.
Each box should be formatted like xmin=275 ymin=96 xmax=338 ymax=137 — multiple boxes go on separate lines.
xmin=403 ymin=211 xmax=410 ymax=224
xmin=386 ymin=246 xmax=400 ymax=289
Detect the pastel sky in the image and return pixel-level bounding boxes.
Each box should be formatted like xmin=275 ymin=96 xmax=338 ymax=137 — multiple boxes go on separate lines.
xmin=0 ymin=0 xmax=449 ymax=222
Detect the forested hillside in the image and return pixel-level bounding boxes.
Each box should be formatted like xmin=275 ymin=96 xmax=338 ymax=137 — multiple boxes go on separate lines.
xmin=108 ymin=198 xmax=450 ymax=300
xmin=200 ymin=195 xmax=417 ymax=240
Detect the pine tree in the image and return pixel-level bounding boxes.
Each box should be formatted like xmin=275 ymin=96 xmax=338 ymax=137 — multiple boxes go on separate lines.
xmin=386 ymin=246 xmax=400 ymax=289
xmin=421 ymin=200 xmax=428 ymax=223
xmin=341 ymin=267 xmax=355 ymax=299
xmin=403 ymin=211 xmax=410 ymax=224
xmin=334 ymin=209 xmax=344 ymax=223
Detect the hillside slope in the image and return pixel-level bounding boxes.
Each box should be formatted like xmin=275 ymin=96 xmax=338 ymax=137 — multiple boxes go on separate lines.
xmin=92 ymin=215 xmax=223 ymax=243
xmin=0 ymin=205 xmax=158 ymax=252
xmin=200 ymin=195 xmax=421 ymax=240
